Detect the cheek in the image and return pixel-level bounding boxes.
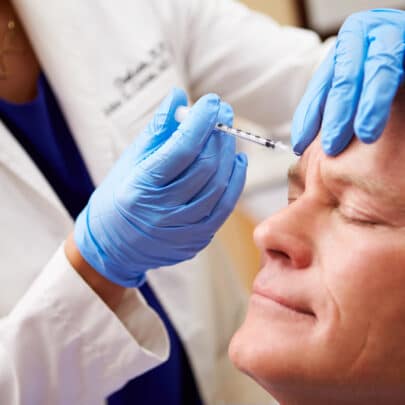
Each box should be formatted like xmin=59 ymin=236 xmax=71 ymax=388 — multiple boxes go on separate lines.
xmin=321 ymin=227 xmax=405 ymax=314
xmin=230 ymin=221 xmax=405 ymax=395
xmin=320 ymin=225 xmax=405 ymax=378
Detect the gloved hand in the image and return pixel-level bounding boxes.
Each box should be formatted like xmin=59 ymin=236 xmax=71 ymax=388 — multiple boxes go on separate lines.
xmin=74 ymin=88 xmax=247 ymax=287
xmin=292 ymin=9 xmax=405 ymax=156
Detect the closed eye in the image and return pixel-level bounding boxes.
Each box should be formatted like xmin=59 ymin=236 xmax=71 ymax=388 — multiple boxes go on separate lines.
xmin=337 ymin=209 xmax=383 ymax=228
xmin=288 ymin=197 xmax=298 ymax=205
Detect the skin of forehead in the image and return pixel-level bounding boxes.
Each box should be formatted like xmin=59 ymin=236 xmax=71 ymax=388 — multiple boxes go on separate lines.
xmin=289 ymin=90 xmax=405 ymax=210
xmin=288 ymin=150 xmax=404 ymax=208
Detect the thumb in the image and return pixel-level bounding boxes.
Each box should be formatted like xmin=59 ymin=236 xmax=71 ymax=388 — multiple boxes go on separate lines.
xmin=132 ymin=87 xmax=188 ymax=158
xmin=139 ymin=93 xmax=221 ymax=185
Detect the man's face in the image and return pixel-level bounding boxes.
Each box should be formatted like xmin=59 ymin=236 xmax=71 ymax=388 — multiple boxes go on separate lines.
xmin=229 ymin=98 xmax=405 ymax=404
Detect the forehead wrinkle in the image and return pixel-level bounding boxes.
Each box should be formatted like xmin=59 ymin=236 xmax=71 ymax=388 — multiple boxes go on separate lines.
xmin=321 ymin=168 xmax=405 ymax=215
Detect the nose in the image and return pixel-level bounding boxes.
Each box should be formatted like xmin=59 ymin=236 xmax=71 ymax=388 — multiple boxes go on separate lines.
xmin=254 ymin=199 xmax=315 ymax=269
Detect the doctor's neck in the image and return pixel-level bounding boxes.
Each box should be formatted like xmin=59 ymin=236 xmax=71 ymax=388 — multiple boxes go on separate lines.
xmin=0 ymin=1 xmax=40 ymax=103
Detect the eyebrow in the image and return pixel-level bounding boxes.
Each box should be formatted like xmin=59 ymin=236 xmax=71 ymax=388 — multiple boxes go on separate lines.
xmin=288 ymin=163 xmax=304 ymax=187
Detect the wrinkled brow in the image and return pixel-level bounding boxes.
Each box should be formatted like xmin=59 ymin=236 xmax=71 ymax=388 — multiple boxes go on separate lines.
xmin=322 ymin=168 xmax=405 ymax=215
xmin=288 ymin=161 xmax=405 ymax=215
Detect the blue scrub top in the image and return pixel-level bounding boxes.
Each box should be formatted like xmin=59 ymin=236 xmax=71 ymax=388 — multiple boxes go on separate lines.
xmin=0 ymin=74 xmax=203 ymax=405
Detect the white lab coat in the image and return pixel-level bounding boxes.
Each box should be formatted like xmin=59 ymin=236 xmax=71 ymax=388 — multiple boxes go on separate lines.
xmin=0 ymin=0 xmax=331 ymax=404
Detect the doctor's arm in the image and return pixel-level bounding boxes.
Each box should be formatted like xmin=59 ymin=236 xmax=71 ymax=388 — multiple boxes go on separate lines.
xmin=0 ymin=244 xmax=169 ymax=404
xmin=65 ymin=233 xmax=126 ymax=311
xmin=0 ymin=89 xmax=246 ymax=404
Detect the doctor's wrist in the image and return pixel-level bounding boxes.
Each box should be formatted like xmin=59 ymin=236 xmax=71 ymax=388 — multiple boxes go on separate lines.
xmin=64 ymin=233 xmax=126 ymax=311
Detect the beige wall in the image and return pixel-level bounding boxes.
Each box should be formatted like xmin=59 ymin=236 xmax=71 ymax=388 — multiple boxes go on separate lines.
xmin=240 ymin=0 xmax=300 ymax=26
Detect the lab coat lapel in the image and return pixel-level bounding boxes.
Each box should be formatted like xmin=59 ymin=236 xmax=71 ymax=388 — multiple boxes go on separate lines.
xmin=0 ymin=122 xmax=68 ymax=216
xmin=13 ymin=3 xmax=215 ymax=391
xmin=12 ymin=0 xmax=120 ymax=186
xmin=10 ymin=4 xmax=227 ymax=402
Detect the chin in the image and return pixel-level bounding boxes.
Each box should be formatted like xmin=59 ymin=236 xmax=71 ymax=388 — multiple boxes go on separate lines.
xmin=228 ymin=294 xmax=323 ymax=400
xmin=228 ymin=323 xmax=300 ymax=403
xmin=229 ymin=310 xmax=393 ymax=405
xmin=229 ymin=305 xmax=300 ymax=387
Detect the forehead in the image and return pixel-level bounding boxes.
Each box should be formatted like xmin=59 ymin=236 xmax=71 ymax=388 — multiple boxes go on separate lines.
xmin=291 ymin=86 xmax=405 ymax=203
xmin=292 ymin=130 xmax=405 ymax=203
xmin=324 ymin=133 xmax=405 ymax=186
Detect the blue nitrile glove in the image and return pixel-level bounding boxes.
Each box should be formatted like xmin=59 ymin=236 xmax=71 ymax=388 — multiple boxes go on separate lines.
xmin=292 ymin=9 xmax=405 ymax=156
xmin=74 ymin=88 xmax=247 ymax=287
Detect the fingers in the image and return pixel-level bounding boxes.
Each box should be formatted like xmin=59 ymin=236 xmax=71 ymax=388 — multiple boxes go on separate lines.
xmin=296 ymin=9 xmax=405 ymax=156
xmin=354 ymin=23 xmax=405 ymax=143
xmin=200 ymin=153 xmax=248 ymax=232
xmin=133 ymin=131 xmax=230 ymax=212
xmin=157 ymin=132 xmax=236 ymax=224
xmin=126 ymin=153 xmax=248 ymax=247
xmin=124 ymin=101 xmax=235 ymax=215
xmin=142 ymin=94 xmax=238 ymax=187
xmin=159 ymin=102 xmax=235 ymax=208
xmin=320 ymin=17 xmax=366 ymax=155
xmin=291 ymin=48 xmax=335 ymax=155
xmin=140 ymin=93 xmax=221 ymax=183
xmin=185 ymin=144 xmax=236 ymax=222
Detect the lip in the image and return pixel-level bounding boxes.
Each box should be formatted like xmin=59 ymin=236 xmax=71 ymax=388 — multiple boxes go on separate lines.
xmin=252 ymin=285 xmax=316 ymax=319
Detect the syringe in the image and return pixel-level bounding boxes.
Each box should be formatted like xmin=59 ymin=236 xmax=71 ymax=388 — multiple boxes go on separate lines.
xmin=175 ymin=106 xmax=290 ymax=152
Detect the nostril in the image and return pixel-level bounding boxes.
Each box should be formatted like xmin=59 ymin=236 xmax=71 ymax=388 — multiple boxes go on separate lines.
xmin=267 ymin=245 xmax=312 ymax=269
xmin=266 ymin=249 xmax=290 ymax=262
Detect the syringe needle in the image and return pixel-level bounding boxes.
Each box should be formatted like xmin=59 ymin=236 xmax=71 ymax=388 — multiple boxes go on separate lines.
xmin=215 ymin=123 xmax=289 ymax=152
xmin=175 ymin=106 xmax=290 ymax=152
